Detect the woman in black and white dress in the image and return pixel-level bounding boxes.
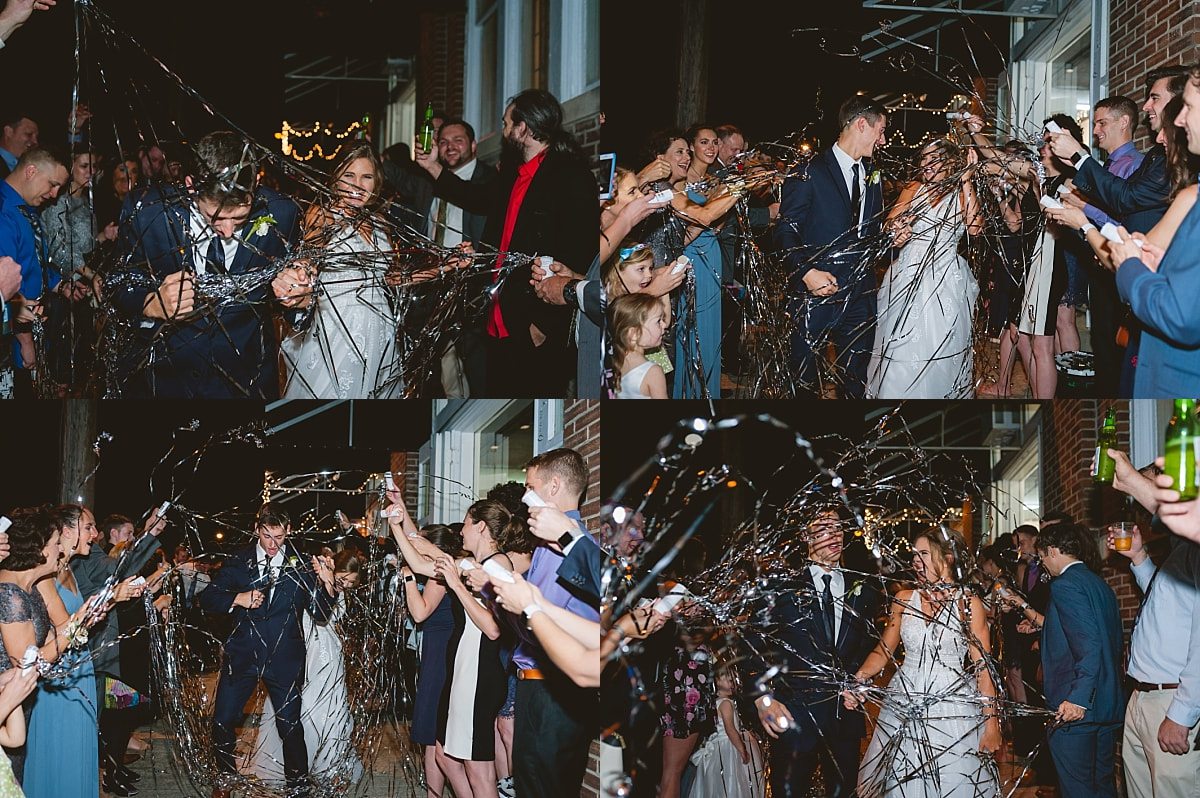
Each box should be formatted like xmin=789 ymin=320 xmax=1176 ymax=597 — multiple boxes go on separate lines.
xmin=430 ymin=499 xmax=522 ymax=798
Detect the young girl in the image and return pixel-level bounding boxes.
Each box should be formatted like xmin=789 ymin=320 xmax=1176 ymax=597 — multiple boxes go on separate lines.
xmin=604 ymin=242 xmax=681 ymax=379
xmin=689 ymin=667 xmax=765 ymax=798
xmin=609 ymin=293 xmax=668 ymax=399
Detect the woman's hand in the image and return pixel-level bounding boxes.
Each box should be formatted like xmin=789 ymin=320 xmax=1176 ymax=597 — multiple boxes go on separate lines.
xmin=980 ymin=717 xmax=1002 ymax=754
xmin=433 ymin=555 xmax=463 ymax=590
xmin=1044 ymin=204 xmax=1088 ymax=231
xmin=112 ymin=576 xmax=145 ymax=604
xmin=313 ymin=554 xmax=335 ymax=595
xmin=841 ymin=674 xmax=870 ymax=710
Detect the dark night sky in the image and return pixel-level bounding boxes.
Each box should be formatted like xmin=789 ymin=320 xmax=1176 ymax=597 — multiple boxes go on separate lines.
xmin=7 ymin=0 xmax=422 ymax=162
xmin=1 ymin=402 xmax=432 ymax=549
xmin=600 ymin=0 xmax=1008 ymax=168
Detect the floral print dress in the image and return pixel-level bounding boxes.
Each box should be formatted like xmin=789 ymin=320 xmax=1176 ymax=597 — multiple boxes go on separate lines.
xmin=660 ymin=643 xmax=714 ymax=738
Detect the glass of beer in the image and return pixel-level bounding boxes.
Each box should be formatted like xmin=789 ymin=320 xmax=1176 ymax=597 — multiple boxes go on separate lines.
xmin=1111 ymin=521 xmax=1136 ymax=552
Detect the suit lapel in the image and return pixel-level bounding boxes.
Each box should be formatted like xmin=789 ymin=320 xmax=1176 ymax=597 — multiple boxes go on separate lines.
xmin=822 ymin=148 xmax=853 ymax=216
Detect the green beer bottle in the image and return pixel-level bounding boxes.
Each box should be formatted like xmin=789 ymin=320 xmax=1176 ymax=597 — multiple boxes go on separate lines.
xmin=1164 ymin=398 xmax=1200 ymax=501
xmin=1093 ymin=406 xmax=1118 ymax=484
xmin=418 ymin=102 xmax=435 ymax=153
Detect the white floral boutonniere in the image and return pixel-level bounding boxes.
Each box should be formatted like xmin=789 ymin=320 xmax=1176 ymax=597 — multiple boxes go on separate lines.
xmin=248 ymin=214 xmax=276 ymax=239
xmin=286 ymin=555 xmax=300 ymax=570
xmin=849 ymin=580 xmax=865 ymax=598
xmin=869 ymin=170 xmax=882 ymax=186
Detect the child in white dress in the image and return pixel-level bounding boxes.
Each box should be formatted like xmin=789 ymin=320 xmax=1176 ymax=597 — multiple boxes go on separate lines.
xmin=688 ymin=669 xmax=764 ymax=798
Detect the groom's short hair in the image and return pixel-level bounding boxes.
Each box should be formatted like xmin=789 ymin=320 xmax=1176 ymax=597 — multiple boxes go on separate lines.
xmin=838 ymin=96 xmax=887 ymax=131
xmin=255 ymin=502 xmax=290 ymax=530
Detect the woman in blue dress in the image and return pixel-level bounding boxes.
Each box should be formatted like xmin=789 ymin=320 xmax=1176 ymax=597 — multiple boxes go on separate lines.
xmin=674 ymin=125 xmax=737 ymax=397
xmin=25 ymin=504 xmax=104 ymax=798
xmin=397 ymin=524 xmax=461 ymax=798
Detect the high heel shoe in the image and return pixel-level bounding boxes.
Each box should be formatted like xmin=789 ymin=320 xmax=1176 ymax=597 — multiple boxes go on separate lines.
xmin=102 ymin=772 xmax=139 ymax=797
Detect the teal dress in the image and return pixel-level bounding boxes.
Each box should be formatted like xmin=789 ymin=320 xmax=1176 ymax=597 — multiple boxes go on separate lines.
xmin=674 ymin=227 xmax=723 ymax=398
xmin=24 ymin=579 xmax=98 ymax=798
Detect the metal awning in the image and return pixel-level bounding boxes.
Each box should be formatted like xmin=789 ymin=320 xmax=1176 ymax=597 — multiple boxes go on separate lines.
xmin=859 ymin=0 xmax=1060 ymax=61
xmin=283 ymin=54 xmax=412 ymax=105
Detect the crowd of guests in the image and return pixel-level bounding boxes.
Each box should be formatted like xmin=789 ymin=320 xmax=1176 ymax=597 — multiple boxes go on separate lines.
xmin=0 ymin=84 xmax=601 ymax=400
xmin=0 ymin=501 xmax=171 ymax=798
xmin=607 ymin=448 xmax=1200 ymax=798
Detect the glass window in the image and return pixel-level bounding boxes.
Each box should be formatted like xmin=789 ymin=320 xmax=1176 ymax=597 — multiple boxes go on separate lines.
xmin=476 ymin=403 xmax=535 ymax=493
xmin=477 ymin=1 xmax=499 ymax=138
xmin=585 ymin=0 xmax=600 ymax=87
xmin=993 ymin=432 xmax=1041 ymax=534
xmin=522 ymin=0 xmax=550 ymax=91
xmin=1047 ymin=32 xmax=1091 ymax=135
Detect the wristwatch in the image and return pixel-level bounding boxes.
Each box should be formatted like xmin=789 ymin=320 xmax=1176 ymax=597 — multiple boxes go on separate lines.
xmin=1070 ymin=150 xmax=1087 ymax=166
xmin=562 ymin=278 xmax=581 ymax=306
xmin=1080 ymin=223 xmax=1096 ymax=235
xmin=558 ymin=527 xmax=584 ymax=549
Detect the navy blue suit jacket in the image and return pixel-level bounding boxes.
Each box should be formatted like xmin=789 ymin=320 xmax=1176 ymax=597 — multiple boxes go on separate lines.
xmin=1040 ymin=563 xmax=1125 ymax=725
xmin=774 ymin=146 xmax=884 ymax=287
xmin=745 ymin=570 xmax=884 ymax=749
xmin=1073 ymin=146 xmax=1169 ymax=235
xmin=1117 ymin=192 xmax=1200 ymax=396
xmin=556 ymin=537 xmax=602 ymax=607
xmin=111 ymin=184 xmax=301 ymax=398
xmin=199 ymin=544 xmax=334 ymax=682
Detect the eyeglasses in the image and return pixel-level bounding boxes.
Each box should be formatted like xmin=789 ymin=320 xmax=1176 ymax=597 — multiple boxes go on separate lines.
xmin=619 ymin=243 xmax=648 ymax=261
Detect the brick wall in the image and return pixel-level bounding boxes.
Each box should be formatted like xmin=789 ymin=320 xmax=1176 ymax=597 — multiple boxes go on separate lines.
xmin=1109 ymin=0 xmax=1200 ymax=149
xmin=389 ymin=450 xmax=421 ymax=515
xmin=418 ymin=8 xmax=467 ymax=120
xmin=563 ymin=399 xmax=602 ymax=524
xmin=1039 ymin=400 xmax=1140 ymax=636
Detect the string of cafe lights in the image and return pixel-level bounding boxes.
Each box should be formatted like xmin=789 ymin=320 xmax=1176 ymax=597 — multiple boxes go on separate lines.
xmin=275 ymin=119 xmax=366 ymax=161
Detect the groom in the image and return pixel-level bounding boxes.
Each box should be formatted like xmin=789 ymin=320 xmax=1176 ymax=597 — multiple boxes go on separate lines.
xmin=201 ymin=502 xmax=335 ymax=798
xmin=747 ymin=510 xmax=885 ymax=798
xmin=776 ymin=96 xmax=888 ymax=398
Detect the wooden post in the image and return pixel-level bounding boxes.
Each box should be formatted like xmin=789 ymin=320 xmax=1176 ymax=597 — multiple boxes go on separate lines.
xmin=676 ymin=0 xmax=710 ymax=128
xmin=961 ymin=495 xmax=974 ymax=548
xmin=59 ymin=400 xmax=98 ymax=507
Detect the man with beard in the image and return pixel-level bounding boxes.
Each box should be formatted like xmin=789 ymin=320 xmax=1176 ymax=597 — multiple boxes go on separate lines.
xmin=415 ymin=89 xmax=597 ymax=397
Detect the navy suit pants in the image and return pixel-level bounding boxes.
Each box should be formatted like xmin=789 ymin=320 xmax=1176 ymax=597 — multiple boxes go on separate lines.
xmin=212 ymin=656 xmax=308 ymax=788
xmin=768 ymin=724 xmax=861 ymax=798
xmin=1048 ymin=721 xmax=1118 ymax=798
xmin=788 ymin=280 xmax=876 ymax=399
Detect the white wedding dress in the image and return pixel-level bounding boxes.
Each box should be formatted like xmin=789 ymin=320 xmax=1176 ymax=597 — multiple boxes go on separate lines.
xmin=251 ymin=594 xmax=364 ymax=786
xmin=281 ymin=220 xmax=402 ymax=398
xmin=858 ymin=591 xmax=999 ymax=798
xmin=867 ymin=185 xmax=978 ymax=399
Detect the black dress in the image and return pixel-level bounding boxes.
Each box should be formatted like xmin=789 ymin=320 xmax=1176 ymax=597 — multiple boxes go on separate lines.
xmin=436 ymin=555 xmax=507 ymax=760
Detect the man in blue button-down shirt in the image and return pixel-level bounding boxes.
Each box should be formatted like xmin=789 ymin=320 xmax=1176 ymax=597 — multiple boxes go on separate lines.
xmin=1108 ymin=450 xmax=1200 ymax=797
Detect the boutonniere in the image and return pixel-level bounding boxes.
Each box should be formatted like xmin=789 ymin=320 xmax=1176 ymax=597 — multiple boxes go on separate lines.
xmin=869 ymin=170 xmax=882 ymax=186
xmin=248 ymin=214 xmax=276 ymax=239
xmin=286 ymin=555 xmax=300 ymax=570
xmin=849 ymin=580 xmax=865 ymax=598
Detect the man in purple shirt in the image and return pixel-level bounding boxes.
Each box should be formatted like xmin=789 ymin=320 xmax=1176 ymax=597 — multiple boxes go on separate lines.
xmin=510 ymin=447 xmax=598 ymax=798
xmin=1075 ymin=96 xmax=1145 ymax=228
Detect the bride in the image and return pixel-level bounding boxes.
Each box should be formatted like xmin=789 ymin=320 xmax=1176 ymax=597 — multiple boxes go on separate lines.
xmin=867 ymin=139 xmax=983 ymax=398
xmin=281 ymin=143 xmax=403 ymax=398
xmin=253 ymin=550 xmax=364 ymax=786
xmin=844 ymin=528 xmax=1001 ymax=798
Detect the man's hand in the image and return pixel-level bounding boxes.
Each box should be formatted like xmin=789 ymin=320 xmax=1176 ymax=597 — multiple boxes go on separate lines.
xmin=529 ymin=323 xmax=546 ymax=348
xmin=17 ymin=335 xmax=33 ymax=370
xmin=1105 ymin=226 xmax=1148 ymax=272
xmin=491 ymin=571 xmax=541 ymax=616
xmin=113 ymin=576 xmax=146 ymax=604
xmin=802 ymin=268 xmax=838 ymax=297
xmin=68 ymin=103 xmax=91 ymax=135
xmin=527 ymin=505 xmax=576 ymax=543
xmin=0 ymin=0 xmax=55 ymax=43
xmin=1130 ymin=237 xmax=1165 ymax=273
xmin=755 ymin=694 xmax=795 ymax=739
xmin=272 ymin=262 xmax=314 ymax=309
xmin=142 ymin=270 xmax=195 ymax=320
xmin=144 ymin=506 xmax=167 ymax=536
xmin=98 ymin=222 xmax=118 ymax=244
xmin=462 ymin=563 xmax=490 ymax=593
xmin=1060 ymin=190 xmax=1087 ymax=211
xmin=1103 ymin=523 xmax=1147 ymax=565
xmin=413 ymin=138 xmax=443 ymax=179
xmin=1055 ymin=701 xmax=1086 ymax=723
xmin=234 ymin=590 xmax=264 ymax=610
xmin=646 ymin=261 xmax=688 ymax=297
xmin=0 ymin=256 xmax=19 ymax=302
xmin=1153 ymin=459 xmax=1200 ymax=544
xmin=1158 ymin=716 xmax=1192 ymax=755
xmin=313 ymin=555 xmax=335 ymax=595
xmin=1047 ymin=131 xmax=1085 ymax=161
xmin=533 ymin=274 xmax=570 ymax=305
xmin=13 ymin=297 xmax=39 ymax=324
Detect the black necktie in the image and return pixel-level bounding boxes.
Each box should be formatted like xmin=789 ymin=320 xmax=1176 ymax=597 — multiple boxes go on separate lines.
xmin=850 ymin=163 xmax=862 ymax=234
xmin=260 ymin=558 xmax=272 ymax=606
xmin=206 ymin=236 xmax=226 ymax=275
xmin=822 ymin=573 xmax=835 ymax=641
